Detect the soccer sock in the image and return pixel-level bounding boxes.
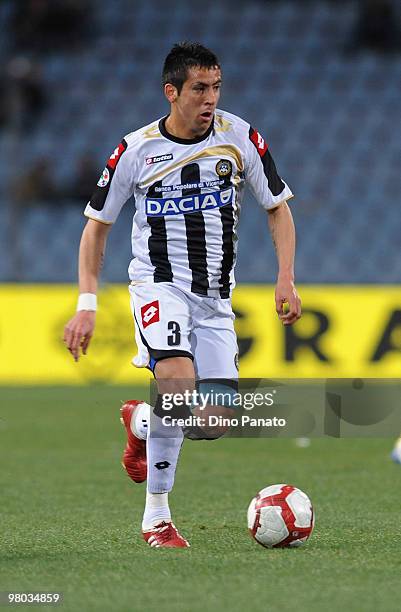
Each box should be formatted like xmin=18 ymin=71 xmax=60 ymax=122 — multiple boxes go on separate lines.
xmin=146 ymin=402 xmax=184 ymax=495
xmin=142 ymin=490 xmax=171 ymax=530
xmin=131 ymin=402 xmax=149 ymax=440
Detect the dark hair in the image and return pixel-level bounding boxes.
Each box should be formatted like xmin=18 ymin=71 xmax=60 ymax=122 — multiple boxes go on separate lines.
xmin=162 ymin=42 xmax=220 ymax=94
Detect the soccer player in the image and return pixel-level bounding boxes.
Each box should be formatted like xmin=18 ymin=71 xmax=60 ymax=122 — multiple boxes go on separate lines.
xmin=63 ymin=42 xmax=301 ymax=548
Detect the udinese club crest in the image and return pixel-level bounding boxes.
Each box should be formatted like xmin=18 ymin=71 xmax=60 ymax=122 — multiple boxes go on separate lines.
xmin=216 ymin=159 xmax=232 ymax=177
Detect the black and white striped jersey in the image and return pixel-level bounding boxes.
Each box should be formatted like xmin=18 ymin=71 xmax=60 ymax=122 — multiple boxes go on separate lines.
xmin=84 ymin=108 xmax=293 ymax=298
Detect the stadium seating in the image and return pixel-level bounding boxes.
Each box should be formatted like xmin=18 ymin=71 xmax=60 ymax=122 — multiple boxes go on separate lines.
xmin=0 ymin=0 xmax=400 ymax=282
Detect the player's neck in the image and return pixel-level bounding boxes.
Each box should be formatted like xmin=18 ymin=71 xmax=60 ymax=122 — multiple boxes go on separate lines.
xmin=165 ymin=114 xmax=210 ymax=141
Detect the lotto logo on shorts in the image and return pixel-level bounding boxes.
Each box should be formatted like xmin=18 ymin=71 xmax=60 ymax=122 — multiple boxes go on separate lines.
xmin=141 ymin=300 xmax=160 ymax=328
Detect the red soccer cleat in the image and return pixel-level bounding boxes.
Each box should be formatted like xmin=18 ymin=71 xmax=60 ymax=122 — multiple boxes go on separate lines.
xmin=143 ymin=521 xmax=190 ymax=548
xmin=120 ymin=400 xmax=147 ymax=483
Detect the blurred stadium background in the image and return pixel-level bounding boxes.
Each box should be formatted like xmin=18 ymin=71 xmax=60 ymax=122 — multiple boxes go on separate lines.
xmin=0 ymin=0 xmax=400 ymax=384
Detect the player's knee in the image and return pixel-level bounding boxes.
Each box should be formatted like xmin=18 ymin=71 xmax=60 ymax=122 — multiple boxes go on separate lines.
xmin=203 ymin=423 xmax=230 ymax=440
xmin=202 ymin=406 xmax=234 ymax=438
xmin=155 ymin=355 xmax=194 ymax=380
xmin=185 ymin=406 xmax=235 ymax=440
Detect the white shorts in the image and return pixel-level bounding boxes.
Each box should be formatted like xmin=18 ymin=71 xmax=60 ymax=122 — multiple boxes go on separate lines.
xmin=129 ymin=282 xmax=238 ymax=380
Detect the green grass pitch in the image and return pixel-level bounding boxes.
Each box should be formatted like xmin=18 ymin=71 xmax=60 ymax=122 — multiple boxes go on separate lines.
xmin=1 ymin=386 xmax=401 ymax=612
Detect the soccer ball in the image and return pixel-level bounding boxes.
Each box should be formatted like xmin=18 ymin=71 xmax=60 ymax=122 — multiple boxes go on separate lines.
xmin=247 ymin=484 xmax=314 ymax=548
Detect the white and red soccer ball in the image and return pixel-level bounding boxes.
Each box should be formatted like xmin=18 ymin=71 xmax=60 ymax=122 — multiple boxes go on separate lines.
xmin=247 ymin=484 xmax=314 ymax=548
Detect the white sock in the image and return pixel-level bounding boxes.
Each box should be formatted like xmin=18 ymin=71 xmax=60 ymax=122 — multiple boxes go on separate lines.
xmin=147 ymin=412 xmax=184 ymax=493
xmin=142 ymin=490 xmax=171 ymax=531
xmin=131 ymin=402 xmax=150 ymax=440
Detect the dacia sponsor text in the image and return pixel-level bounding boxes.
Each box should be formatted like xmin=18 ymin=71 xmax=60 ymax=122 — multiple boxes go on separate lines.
xmin=145 ymin=187 xmax=234 ymax=216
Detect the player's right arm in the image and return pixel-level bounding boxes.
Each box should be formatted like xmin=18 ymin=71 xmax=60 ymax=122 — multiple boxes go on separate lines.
xmin=63 ymin=219 xmax=111 ymax=361
xmin=63 ymin=136 xmax=135 ymax=361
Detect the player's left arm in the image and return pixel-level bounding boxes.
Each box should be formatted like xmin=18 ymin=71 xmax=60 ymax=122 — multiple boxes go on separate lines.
xmin=244 ymin=125 xmax=301 ymax=325
xmin=267 ymin=201 xmax=301 ymax=326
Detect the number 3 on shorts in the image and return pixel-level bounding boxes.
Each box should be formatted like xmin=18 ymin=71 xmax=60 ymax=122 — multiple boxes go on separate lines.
xmin=167 ymin=321 xmax=181 ymax=346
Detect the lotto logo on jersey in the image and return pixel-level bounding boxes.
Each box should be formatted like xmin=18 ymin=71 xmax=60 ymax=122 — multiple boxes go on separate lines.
xmin=146 ymin=187 xmax=234 ymax=217
xmin=141 ymin=300 xmax=160 ymax=328
xmin=250 ymin=128 xmax=268 ymax=157
xmin=107 ymin=141 xmax=127 ymax=170
xmin=145 ymin=153 xmax=173 ymax=165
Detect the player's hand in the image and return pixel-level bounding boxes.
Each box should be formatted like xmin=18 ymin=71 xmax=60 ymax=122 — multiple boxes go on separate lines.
xmin=63 ymin=311 xmax=96 ymax=362
xmin=275 ymin=277 xmax=301 ymax=326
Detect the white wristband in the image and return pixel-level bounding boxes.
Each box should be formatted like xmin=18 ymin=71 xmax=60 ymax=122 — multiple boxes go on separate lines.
xmin=77 ymin=293 xmax=97 ymax=312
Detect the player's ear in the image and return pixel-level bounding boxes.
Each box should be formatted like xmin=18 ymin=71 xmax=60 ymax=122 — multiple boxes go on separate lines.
xmin=164 ymin=83 xmax=178 ymax=103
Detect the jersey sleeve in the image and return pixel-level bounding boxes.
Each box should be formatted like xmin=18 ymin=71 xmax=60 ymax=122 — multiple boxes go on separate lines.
xmin=245 ymin=126 xmax=293 ymax=210
xmin=84 ymin=138 xmax=135 ymax=224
